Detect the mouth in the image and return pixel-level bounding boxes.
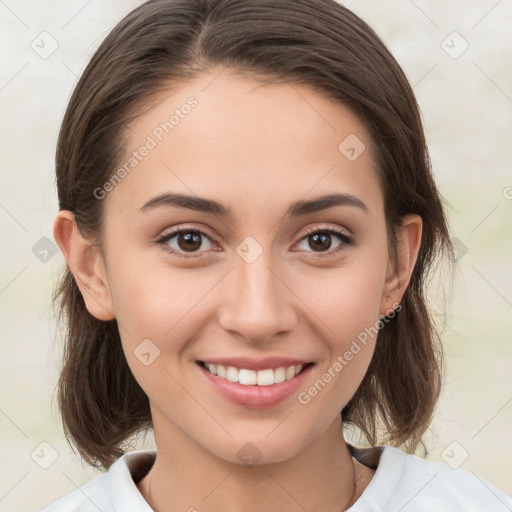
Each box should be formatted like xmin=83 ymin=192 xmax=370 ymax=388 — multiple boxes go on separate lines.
xmin=195 ymin=360 xmax=315 ymax=408
xmin=197 ymin=361 xmax=314 ymax=386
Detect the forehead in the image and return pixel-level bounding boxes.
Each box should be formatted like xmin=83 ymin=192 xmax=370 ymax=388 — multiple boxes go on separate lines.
xmin=104 ymin=68 xmax=383 ymax=222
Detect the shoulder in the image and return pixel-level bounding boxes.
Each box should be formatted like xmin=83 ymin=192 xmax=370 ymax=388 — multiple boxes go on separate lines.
xmin=349 ymin=444 xmax=512 ymax=511
xmin=394 ymin=447 xmax=512 ymax=510
xmin=40 ymin=450 xmax=156 ymax=512
xmin=40 ymin=472 xmax=110 ymax=512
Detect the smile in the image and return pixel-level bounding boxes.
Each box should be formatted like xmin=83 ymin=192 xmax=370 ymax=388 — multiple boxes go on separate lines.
xmin=196 ymin=359 xmax=315 ymax=408
xmin=199 ymin=361 xmax=307 ymax=386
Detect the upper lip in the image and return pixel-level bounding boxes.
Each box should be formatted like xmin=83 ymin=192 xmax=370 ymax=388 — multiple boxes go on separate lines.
xmin=198 ymin=357 xmax=313 ymax=371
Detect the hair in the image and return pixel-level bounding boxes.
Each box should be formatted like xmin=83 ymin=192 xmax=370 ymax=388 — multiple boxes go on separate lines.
xmin=52 ymin=0 xmax=455 ymax=470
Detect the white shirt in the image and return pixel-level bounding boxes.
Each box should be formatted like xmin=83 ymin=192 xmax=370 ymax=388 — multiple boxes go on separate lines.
xmin=41 ymin=444 xmax=512 ymax=511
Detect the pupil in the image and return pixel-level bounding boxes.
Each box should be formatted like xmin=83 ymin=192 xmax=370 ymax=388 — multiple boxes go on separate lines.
xmin=178 ymin=231 xmax=202 ymax=252
xmin=175 ymin=232 xmax=333 ymax=253
xmin=310 ymin=233 xmax=331 ymax=251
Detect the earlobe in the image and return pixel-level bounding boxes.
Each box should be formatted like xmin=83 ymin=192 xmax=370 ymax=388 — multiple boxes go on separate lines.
xmin=53 ymin=211 xmax=115 ymax=321
xmin=380 ymin=214 xmax=423 ymax=316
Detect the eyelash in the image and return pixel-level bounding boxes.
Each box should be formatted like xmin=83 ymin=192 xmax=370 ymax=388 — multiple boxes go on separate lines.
xmin=155 ymin=225 xmax=353 ymax=259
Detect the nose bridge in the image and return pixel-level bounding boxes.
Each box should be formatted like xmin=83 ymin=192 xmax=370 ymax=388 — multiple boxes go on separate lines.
xmin=217 ymin=245 xmax=297 ymax=342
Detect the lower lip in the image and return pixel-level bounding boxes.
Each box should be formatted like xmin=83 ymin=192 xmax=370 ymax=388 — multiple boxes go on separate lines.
xmin=197 ymin=362 xmax=314 ymax=408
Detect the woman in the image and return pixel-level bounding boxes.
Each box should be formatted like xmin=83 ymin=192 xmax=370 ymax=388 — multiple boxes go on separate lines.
xmin=43 ymin=0 xmax=512 ymax=510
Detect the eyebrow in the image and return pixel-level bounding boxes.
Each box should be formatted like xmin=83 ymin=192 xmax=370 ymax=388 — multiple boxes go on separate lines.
xmin=139 ymin=192 xmax=369 ymax=218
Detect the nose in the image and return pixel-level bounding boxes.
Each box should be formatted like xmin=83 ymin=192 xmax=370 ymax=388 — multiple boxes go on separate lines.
xmin=217 ymin=250 xmax=298 ymax=345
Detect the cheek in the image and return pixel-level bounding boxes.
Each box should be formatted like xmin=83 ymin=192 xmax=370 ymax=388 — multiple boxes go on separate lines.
xmin=295 ymin=268 xmax=383 ymax=418
xmin=291 ymin=253 xmax=386 ymax=404
xmin=108 ymin=257 xmax=216 ymax=339
xmin=107 ymin=261 xmax=205 ymax=403
xmin=293 ymin=256 xmax=386 ymax=340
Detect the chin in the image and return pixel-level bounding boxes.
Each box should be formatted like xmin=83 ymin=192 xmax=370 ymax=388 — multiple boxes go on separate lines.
xmin=200 ymin=427 xmax=314 ymax=468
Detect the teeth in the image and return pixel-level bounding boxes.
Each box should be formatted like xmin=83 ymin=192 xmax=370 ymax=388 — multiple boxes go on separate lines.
xmin=257 ymin=369 xmax=274 ymax=386
xmin=203 ymin=363 xmax=305 ymax=386
xmin=239 ymin=369 xmax=257 ymax=385
xmin=226 ymin=366 xmax=239 ymax=383
xmin=206 ymin=363 xmax=217 ymax=375
xmin=274 ymin=367 xmax=286 ymax=383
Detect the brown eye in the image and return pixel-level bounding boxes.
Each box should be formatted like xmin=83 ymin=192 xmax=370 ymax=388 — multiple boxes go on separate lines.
xmin=308 ymin=232 xmax=334 ymax=251
xmin=297 ymin=228 xmax=352 ymax=255
xmin=157 ymin=229 xmax=215 ymax=257
xmin=176 ymin=231 xmax=203 ymax=252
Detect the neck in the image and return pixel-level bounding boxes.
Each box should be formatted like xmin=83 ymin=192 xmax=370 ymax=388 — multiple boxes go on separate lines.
xmin=139 ymin=414 xmax=365 ymax=512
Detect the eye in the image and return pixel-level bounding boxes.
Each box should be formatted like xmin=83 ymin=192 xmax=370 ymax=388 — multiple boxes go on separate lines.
xmin=296 ymin=227 xmax=352 ymax=256
xmin=155 ymin=225 xmax=353 ymax=259
xmin=156 ymin=228 xmax=216 ymax=257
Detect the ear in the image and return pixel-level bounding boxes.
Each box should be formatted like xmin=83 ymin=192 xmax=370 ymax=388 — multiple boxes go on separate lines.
xmin=53 ymin=210 xmax=115 ymax=321
xmin=380 ymin=214 xmax=422 ymax=316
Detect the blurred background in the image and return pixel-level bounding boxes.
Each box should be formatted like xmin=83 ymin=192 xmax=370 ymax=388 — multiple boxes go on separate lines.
xmin=0 ymin=0 xmax=511 ymax=509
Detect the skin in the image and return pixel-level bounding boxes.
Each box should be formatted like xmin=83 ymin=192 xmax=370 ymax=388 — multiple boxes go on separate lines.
xmin=54 ymin=67 xmax=422 ymax=511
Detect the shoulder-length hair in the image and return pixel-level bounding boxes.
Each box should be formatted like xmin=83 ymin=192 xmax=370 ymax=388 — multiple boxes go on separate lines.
xmin=53 ymin=0 xmax=454 ymax=470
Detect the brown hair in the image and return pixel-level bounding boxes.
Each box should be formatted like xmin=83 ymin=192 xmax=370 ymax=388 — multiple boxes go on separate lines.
xmin=53 ymin=0 xmax=454 ymax=470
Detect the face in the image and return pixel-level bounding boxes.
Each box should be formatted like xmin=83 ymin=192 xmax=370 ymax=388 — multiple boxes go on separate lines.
xmin=70 ymin=68 xmax=413 ymax=465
